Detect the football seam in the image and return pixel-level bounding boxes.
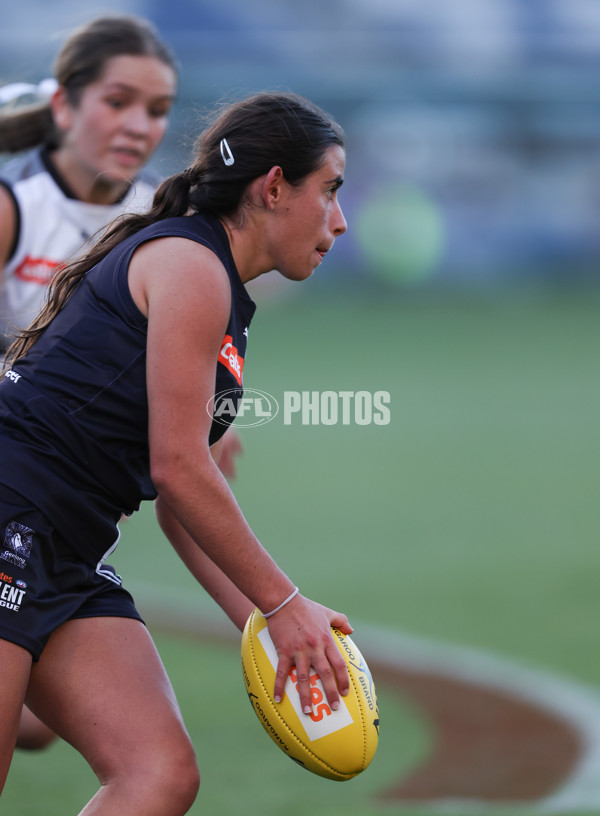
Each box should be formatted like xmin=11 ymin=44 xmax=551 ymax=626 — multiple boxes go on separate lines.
xmin=247 ymin=620 xmax=361 ymax=780
xmin=338 ymin=633 xmax=369 ymax=771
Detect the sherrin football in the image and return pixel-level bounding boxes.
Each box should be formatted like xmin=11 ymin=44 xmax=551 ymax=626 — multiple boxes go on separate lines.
xmin=241 ymin=608 xmax=379 ymax=781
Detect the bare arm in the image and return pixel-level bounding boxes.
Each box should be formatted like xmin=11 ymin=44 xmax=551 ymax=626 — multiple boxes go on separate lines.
xmin=0 ymin=184 xmax=17 ymax=272
xmin=129 ymin=237 xmax=351 ymax=710
xmin=155 ymin=494 xmax=254 ymax=632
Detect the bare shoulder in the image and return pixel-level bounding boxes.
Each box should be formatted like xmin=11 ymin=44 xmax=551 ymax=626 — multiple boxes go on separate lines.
xmin=131 ymin=235 xmax=233 ymax=399
xmin=128 ymin=235 xmax=230 ymax=322
xmin=138 ymin=235 xmax=235 ymax=465
xmin=0 ymin=183 xmax=18 ymax=269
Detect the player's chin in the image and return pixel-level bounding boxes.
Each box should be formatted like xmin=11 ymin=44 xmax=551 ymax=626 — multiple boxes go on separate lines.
xmin=102 ymin=159 xmax=144 ymax=184
xmin=278 ymin=266 xmax=316 ymax=283
xmin=108 ymin=166 xmax=141 ymax=184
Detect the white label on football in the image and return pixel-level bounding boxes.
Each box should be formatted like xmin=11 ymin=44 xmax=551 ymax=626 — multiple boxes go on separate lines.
xmin=257 ymin=627 xmax=354 ymax=740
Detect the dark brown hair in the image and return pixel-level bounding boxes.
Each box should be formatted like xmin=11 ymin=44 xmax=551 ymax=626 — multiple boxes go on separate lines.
xmin=0 ymin=15 xmax=177 ymax=153
xmin=4 ymin=91 xmax=344 ymax=367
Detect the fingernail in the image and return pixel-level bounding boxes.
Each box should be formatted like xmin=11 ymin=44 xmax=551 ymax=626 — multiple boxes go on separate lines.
xmin=303 ymin=705 xmax=312 ymax=714
xmin=332 ymin=700 xmax=340 ymax=710
xmin=274 ymin=695 xmax=281 ymax=703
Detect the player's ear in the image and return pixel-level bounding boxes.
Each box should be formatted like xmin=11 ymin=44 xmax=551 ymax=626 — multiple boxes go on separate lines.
xmin=261 ymin=166 xmax=284 ymax=210
xmin=50 ymin=86 xmax=73 ymax=132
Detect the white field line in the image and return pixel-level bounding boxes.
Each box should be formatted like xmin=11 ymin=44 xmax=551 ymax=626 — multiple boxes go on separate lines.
xmin=134 ymin=585 xmax=600 ymax=814
xmin=357 ymin=623 xmax=600 ymax=815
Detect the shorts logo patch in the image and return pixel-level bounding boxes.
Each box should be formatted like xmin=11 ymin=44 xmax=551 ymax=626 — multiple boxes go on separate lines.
xmin=0 ymin=577 xmax=26 ymax=611
xmin=1 ymin=521 xmax=34 ymax=568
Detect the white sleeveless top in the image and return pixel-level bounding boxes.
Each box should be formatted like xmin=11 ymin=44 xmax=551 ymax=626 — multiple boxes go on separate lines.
xmin=0 ymin=147 xmax=158 ymax=343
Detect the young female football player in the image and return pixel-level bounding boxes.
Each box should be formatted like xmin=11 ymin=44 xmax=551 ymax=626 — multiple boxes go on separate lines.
xmin=0 ymin=89 xmax=350 ymax=814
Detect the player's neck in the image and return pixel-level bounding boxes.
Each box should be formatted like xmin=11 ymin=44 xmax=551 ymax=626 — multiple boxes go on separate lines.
xmin=48 ymin=149 xmax=130 ymax=206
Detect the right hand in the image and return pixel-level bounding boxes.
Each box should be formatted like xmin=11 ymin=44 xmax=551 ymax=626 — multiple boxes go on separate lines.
xmin=265 ymin=593 xmax=353 ymax=715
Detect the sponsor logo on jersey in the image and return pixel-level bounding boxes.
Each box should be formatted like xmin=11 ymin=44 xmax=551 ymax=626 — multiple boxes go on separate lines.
xmin=219 ymin=334 xmax=244 ymax=386
xmin=14 ymin=255 xmax=61 ymax=285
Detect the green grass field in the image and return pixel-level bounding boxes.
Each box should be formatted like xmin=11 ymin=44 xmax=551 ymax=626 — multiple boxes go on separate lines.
xmin=3 ymin=286 xmax=600 ymax=814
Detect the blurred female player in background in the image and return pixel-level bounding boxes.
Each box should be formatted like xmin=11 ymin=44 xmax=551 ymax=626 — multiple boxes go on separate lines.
xmin=0 ymin=15 xmax=177 ymax=350
xmin=0 ymin=89 xmax=349 ymax=814
xmin=0 ymin=13 xmax=238 ymax=753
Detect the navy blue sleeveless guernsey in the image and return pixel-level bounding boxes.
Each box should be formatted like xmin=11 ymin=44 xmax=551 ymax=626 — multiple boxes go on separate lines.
xmin=0 ymin=213 xmax=256 ymax=565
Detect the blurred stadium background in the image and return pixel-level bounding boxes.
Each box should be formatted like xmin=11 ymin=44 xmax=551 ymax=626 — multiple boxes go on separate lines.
xmin=2 ymin=0 xmax=600 ymax=290
xmin=2 ymin=2 xmax=600 ymax=815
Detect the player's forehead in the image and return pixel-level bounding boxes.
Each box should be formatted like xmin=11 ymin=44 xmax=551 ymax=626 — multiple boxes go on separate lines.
xmin=93 ymin=54 xmax=176 ymax=99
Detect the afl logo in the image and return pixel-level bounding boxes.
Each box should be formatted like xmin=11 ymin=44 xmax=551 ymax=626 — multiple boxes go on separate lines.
xmin=16 ymin=579 xmax=27 ymax=589
xmin=208 ymin=388 xmax=279 ymax=428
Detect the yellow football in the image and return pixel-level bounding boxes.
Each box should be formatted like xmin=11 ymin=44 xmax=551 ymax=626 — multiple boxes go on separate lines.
xmin=241 ymin=608 xmax=379 ymax=781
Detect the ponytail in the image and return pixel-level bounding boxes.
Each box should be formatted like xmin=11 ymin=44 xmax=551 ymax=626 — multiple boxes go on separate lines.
xmin=0 ymin=103 xmax=55 ymax=154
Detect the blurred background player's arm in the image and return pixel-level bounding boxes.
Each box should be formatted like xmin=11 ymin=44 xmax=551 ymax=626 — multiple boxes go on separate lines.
xmin=210 ymin=429 xmax=244 ymax=481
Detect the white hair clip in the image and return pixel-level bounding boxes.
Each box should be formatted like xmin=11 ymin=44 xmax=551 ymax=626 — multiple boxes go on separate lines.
xmin=0 ymin=78 xmax=58 ymax=107
xmin=220 ymin=137 xmax=234 ymax=166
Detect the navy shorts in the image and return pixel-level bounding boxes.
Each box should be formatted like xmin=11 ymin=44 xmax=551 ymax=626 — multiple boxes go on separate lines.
xmin=0 ymin=484 xmax=144 ymax=661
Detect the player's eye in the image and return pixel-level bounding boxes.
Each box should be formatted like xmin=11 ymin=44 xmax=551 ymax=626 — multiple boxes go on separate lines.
xmin=149 ymin=105 xmax=171 ymax=119
xmin=105 ymin=97 xmax=126 ymax=110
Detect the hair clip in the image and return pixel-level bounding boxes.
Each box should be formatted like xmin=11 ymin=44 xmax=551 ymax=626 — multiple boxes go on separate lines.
xmin=220 ymin=138 xmax=234 ymax=166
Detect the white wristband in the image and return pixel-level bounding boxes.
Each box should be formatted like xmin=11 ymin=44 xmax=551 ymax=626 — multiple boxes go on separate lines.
xmin=263 ymin=587 xmax=299 ymax=618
